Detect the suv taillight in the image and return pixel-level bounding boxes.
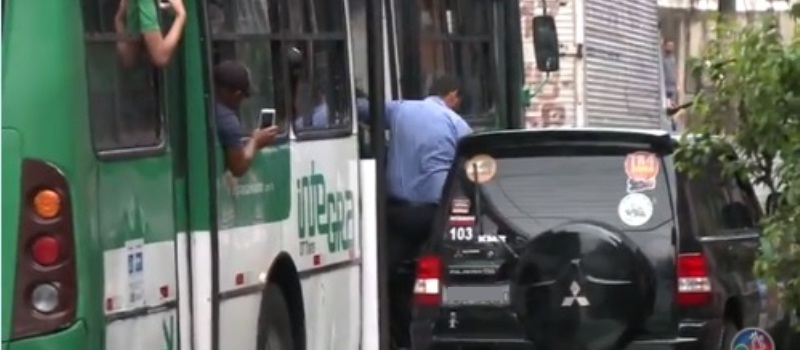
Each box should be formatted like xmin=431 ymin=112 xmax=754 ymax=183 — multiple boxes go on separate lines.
xmin=676 ymin=253 xmax=712 ymax=306
xmin=12 ymin=160 xmax=77 ymax=338
xmin=414 ymin=255 xmax=442 ymax=306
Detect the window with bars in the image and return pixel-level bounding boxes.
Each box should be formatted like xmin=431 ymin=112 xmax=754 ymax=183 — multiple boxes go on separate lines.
xmin=281 ymin=0 xmax=352 ymax=135
xmin=81 ymin=0 xmax=165 ymax=153
xmin=209 ymin=0 xmax=352 ymax=137
xmin=208 ymin=0 xmax=280 ymax=132
xmin=416 ymin=0 xmax=496 ymax=127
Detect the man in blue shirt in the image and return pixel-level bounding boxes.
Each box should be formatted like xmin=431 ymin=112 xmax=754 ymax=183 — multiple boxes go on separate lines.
xmin=214 ymin=60 xmax=279 ymax=177
xmin=358 ymin=76 xmax=473 ymax=204
xmin=388 ymin=80 xmax=472 ymax=204
xmin=358 ymin=76 xmax=472 ymax=348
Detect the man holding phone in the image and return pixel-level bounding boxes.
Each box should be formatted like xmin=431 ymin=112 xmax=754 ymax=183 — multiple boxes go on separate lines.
xmin=214 ymin=60 xmax=279 ymax=177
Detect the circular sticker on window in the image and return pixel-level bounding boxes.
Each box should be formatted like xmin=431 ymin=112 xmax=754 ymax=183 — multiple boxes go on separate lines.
xmin=617 ymin=193 xmax=654 ymax=227
xmin=464 ymin=154 xmax=497 ymax=184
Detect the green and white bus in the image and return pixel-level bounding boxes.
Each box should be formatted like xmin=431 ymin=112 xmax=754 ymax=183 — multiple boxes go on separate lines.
xmin=1 ymin=0 xmax=523 ymax=349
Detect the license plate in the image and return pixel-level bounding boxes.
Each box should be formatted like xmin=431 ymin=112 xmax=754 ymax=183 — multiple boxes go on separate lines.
xmin=442 ymin=285 xmax=510 ymax=306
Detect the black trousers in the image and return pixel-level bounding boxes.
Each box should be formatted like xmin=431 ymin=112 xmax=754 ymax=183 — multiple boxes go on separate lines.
xmin=386 ymin=199 xmax=437 ymax=268
xmin=386 ymin=198 xmax=438 ymax=347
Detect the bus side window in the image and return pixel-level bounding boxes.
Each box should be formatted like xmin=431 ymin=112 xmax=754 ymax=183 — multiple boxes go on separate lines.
xmin=81 ymin=0 xmax=164 ymax=152
xmin=418 ymin=0 xmax=448 ymax=91
xmin=207 ymin=0 xmax=282 ymax=134
xmin=277 ymin=0 xmax=353 ymax=138
xmin=416 ymin=0 xmax=497 ymax=129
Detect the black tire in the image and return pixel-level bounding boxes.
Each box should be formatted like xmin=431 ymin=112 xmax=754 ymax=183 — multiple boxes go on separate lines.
xmin=258 ymin=284 xmax=296 ymax=350
xmin=718 ymin=320 xmax=738 ymax=350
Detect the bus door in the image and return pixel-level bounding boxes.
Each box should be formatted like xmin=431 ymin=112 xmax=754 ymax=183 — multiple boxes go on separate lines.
xmin=81 ymin=1 xmax=182 ymax=349
xmin=392 ymin=0 xmax=524 ymax=130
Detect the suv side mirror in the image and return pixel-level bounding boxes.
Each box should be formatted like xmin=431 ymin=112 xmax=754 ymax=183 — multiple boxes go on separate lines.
xmin=766 ymin=192 xmax=782 ymax=216
xmin=532 ymin=15 xmax=560 ymax=73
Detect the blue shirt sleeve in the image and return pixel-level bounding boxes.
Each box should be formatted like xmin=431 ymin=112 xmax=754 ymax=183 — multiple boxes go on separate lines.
xmin=454 ymin=116 xmax=473 ymax=139
xmin=216 ymin=112 xmax=245 ymax=150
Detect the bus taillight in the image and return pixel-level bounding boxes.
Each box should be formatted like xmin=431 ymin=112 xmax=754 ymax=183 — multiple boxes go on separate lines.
xmin=12 ymin=160 xmax=77 ymax=338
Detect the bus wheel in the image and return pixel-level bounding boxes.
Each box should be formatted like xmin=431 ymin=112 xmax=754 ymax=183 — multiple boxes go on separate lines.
xmin=258 ymin=284 xmax=295 ymax=350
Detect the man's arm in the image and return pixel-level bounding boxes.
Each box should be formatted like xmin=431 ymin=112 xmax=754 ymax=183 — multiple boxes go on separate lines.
xmin=452 ymin=113 xmax=473 ymax=139
xmin=140 ymin=0 xmax=186 ymax=67
xmin=355 ymin=98 xmax=401 ymax=126
xmin=225 ymin=139 xmax=261 ymax=178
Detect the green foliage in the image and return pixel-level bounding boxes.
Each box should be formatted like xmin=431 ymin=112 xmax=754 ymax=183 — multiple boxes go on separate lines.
xmin=675 ymin=14 xmax=800 ymax=312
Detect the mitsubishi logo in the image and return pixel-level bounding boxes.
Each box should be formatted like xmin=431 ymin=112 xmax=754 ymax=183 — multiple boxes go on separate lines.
xmin=561 ymin=281 xmax=590 ymax=307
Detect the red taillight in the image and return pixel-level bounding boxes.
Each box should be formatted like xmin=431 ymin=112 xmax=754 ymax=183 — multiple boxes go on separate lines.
xmin=414 ymin=255 xmax=442 ymax=306
xmin=13 ymin=160 xmax=77 ymax=338
xmin=31 ymin=235 xmax=61 ymax=266
xmin=676 ymin=253 xmax=712 ymax=306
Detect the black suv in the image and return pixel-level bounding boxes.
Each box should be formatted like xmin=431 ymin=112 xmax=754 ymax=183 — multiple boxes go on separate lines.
xmin=409 ymin=128 xmax=795 ymax=349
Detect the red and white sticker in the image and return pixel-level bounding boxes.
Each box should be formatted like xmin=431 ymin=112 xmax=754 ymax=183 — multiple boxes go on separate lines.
xmin=448 ymin=215 xmax=475 ymax=242
xmin=624 ymin=151 xmax=660 ymax=193
xmin=451 ymin=198 xmax=471 ymax=214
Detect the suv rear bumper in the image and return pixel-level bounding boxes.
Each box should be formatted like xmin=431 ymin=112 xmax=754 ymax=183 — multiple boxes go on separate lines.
xmin=411 ymin=320 xmax=708 ymax=350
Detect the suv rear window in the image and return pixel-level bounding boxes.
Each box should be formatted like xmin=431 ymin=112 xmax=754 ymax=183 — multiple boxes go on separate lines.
xmin=452 ymin=145 xmax=674 ymax=236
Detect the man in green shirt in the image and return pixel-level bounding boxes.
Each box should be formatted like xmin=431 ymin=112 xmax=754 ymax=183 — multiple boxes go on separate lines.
xmin=114 ymin=0 xmax=186 ymax=68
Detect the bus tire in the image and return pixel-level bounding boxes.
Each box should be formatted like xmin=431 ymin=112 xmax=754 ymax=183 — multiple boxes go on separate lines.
xmin=258 ymin=284 xmax=295 ymax=350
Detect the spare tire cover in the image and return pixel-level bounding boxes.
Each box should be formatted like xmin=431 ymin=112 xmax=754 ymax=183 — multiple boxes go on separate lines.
xmin=510 ymin=221 xmax=655 ymax=350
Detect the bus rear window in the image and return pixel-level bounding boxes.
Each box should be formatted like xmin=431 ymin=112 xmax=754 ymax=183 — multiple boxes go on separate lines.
xmin=457 ymin=147 xmax=674 ymax=235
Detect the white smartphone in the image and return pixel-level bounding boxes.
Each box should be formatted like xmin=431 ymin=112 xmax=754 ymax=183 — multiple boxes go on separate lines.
xmin=259 ymin=108 xmax=277 ymax=128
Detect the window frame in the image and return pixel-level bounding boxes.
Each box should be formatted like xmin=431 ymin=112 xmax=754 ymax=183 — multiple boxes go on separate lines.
xmin=81 ymin=2 xmax=170 ymax=161
xmin=207 ymin=0 xmax=354 ymax=142
xmin=682 ymin=159 xmax=761 ymax=235
xmin=279 ymin=0 xmax=355 ymax=142
xmin=682 ymin=168 xmax=728 ymax=236
xmin=282 ymin=35 xmax=355 ymax=141
xmin=396 ymin=0 xmax=506 ymax=130
xmin=723 ymin=174 xmax=762 ymax=230
xmin=208 ymin=31 xmax=292 ymax=140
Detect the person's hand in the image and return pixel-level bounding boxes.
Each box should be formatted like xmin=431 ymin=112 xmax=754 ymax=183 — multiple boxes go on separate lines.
xmin=164 ymin=0 xmax=186 ymax=17
xmin=252 ymin=126 xmax=279 ymax=149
